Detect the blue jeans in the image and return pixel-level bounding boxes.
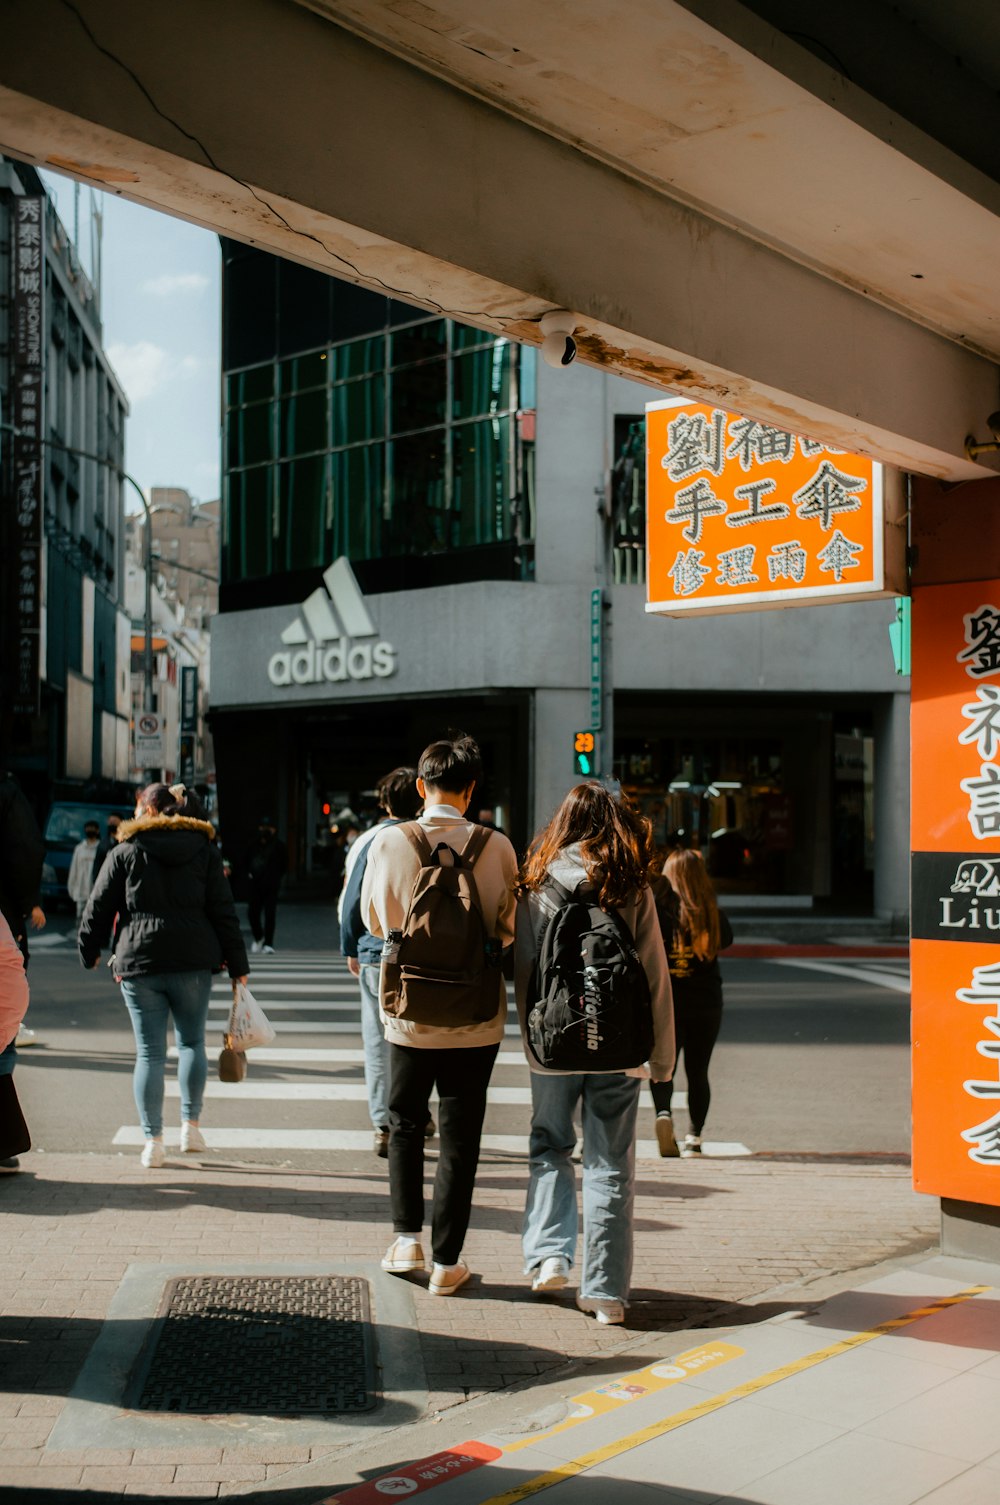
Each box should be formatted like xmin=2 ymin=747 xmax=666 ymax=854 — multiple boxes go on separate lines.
xmin=359 ymin=963 xmax=389 ymax=1129
xmin=522 ymin=1073 xmax=641 ymax=1303
xmin=120 ymin=972 xmax=213 ymax=1138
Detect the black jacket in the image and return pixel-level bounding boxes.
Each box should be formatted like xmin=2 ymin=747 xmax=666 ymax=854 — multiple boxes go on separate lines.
xmin=246 ymin=834 xmax=287 ymax=892
xmin=78 ymin=813 xmax=249 ymax=979
xmin=652 ymin=874 xmax=733 ymax=1009
xmin=0 ymin=775 xmax=44 ymax=938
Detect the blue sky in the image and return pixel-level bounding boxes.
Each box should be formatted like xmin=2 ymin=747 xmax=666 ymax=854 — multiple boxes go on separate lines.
xmin=40 ymin=171 xmax=221 ymax=510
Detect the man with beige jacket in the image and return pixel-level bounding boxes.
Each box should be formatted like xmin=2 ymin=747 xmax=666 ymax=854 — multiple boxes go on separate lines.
xmin=362 ymin=732 xmax=517 ymax=1295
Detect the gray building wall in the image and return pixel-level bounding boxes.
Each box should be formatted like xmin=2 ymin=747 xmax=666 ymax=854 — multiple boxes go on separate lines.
xmin=211 ymin=350 xmax=910 ymax=913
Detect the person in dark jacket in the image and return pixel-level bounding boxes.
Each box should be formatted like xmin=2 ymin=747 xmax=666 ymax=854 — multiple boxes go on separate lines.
xmin=0 ymin=772 xmax=46 ymax=962
xmin=648 ymin=848 xmax=733 ymax=1158
xmin=245 ymin=817 xmax=287 ymax=954
xmin=79 ymin=783 xmax=249 ymax=1168
xmin=0 ymin=772 xmax=46 ymax=1165
xmin=340 ymin=766 xmax=423 ymax=1157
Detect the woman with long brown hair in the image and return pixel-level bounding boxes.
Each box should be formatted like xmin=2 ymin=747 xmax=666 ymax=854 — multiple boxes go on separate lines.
xmin=515 ymin=783 xmax=674 ymax=1325
xmin=649 ymin=848 xmax=733 ymax=1157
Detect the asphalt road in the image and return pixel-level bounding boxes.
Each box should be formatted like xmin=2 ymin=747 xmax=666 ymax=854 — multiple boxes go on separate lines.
xmin=10 ymin=922 xmax=911 ymax=1168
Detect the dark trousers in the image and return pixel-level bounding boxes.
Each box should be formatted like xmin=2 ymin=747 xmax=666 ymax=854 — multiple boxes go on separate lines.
xmin=388 ymin=1041 xmax=499 ymax=1265
xmin=650 ymin=1002 xmax=723 ymax=1134
xmin=248 ymin=885 xmax=278 ymax=945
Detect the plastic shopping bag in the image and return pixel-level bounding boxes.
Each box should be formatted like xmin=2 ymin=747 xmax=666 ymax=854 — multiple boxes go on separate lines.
xmin=227 ymin=981 xmax=276 ymax=1051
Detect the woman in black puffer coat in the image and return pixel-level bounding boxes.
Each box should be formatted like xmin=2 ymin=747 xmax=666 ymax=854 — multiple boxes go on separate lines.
xmin=79 ymin=784 xmax=248 ymax=1168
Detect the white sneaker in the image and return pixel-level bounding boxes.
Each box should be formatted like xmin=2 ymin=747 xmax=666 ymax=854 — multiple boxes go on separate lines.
xmin=532 ymin=1256 xmax=570 ymax=1292
xmin=140 ymin=1140 xmax=166 ymax=1169
xmin=262 ymin=944 xmax=276 ymax=955
xmin=16 ymin=1024 xmax=37 ymax=1045
xmin=180 ymin=1123 xmax=207 ymax=1153
xmin=681 ymin=1134 xmax=703 ymax=1157
xmin=250 ymin=940 xmax=262 ymax=954
xmin=576 ymin=1295 xmax=625 ymax=1325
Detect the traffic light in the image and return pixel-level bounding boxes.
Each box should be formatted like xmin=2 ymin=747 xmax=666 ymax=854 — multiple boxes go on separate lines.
xmin=573 ymin=730 xmax=596 ymax=777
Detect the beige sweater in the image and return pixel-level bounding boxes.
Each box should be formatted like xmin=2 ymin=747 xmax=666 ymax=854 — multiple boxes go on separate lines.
xmin=361 ymin=804 xmax=518 ymax=1048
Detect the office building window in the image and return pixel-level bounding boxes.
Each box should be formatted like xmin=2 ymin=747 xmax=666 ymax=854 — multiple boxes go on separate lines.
xmin=222 ymin=315 xmax=532 ymax=585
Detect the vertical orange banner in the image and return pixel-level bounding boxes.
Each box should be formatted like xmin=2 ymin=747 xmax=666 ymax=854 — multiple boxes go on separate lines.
xmin=911 ymin=581 xmax=1000 ymax=1205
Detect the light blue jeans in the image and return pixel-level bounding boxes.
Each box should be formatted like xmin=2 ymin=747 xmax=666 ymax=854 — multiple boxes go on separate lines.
xmin=119 ymin=971 xmax=213 ymax=1138
xmin=522 ymin=1072 xmax=641 ymax=1303
xmin=359 ymin=963 xmax=389 ymax=1129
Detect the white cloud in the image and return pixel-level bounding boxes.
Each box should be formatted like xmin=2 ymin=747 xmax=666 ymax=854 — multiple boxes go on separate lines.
xmin=108 ymin=340 xmax=172 ymax=401
xmin=141 ymin=271 xmax=210 ymax=297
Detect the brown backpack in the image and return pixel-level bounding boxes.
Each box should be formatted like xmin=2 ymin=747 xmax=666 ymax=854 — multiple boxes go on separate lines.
xmin=380 ymin=823 xmax=500 ymax=1026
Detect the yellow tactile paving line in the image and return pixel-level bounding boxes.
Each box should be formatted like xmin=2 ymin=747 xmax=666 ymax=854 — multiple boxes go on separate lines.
xmin=479 ymin=1285 xmax=991 ymax=1505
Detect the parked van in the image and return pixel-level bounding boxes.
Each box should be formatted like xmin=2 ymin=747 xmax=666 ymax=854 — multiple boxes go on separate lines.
xmin=41 ymin=801 xmax=134 ymax=906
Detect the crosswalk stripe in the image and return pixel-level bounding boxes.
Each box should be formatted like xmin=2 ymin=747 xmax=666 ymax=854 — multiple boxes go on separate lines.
xmin=201 ymin=1021 xmax=525 ymax=1035
xmin=111 ymin=1127 xmax=738 ymax=1157
xmin=213 ymin=983 xmax=359 ymax=995
xmin=773 ymin=959 xmax=910 ymax=992
xmin=167 ymin=1082 xmax=538 ymax=1103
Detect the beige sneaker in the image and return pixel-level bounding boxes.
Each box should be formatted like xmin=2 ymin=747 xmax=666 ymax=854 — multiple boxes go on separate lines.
xmin=381 ymin=1237 xmax=426 ymax=1272
xmin=429 ymin=1259 xmax=471 ymax=1296
xmin=140 ymin=1140 xmax=166 ymax=1169
xmin=655 ymin=1114 xmax=680 ymax=1157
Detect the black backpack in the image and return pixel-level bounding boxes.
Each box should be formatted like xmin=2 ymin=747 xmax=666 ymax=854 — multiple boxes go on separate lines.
xmin=526 ymin=878 xmax=654 ymax=1071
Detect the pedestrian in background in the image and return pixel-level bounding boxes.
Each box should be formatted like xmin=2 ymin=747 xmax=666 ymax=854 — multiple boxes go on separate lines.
xmin=79 ymin=783 xmax=248 ymax=1168
xmin=340 ymin=766 xmax=426 ymax=1157
xmin=363 ymin=732 xmax=517 ymax=1295
xmin=515 ymin=783 xmax=674 ymax=1326
xmin=246 ymin=816 xmax=287 ymax=955
xmin=67 ymin=818 xmax=102 ymax=919
xmin=648 ymin=848 xmax=733 ymax=1158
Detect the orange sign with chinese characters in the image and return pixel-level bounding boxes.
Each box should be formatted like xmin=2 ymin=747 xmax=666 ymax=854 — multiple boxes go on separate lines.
xmin=911 ymin=581 xmax=1000 ymax=1206
xmin=645 ymin=398 xmax=905 ymax=616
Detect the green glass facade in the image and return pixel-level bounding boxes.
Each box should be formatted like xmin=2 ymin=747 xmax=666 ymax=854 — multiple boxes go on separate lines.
xmin=222 ymin=314 xmax=533 ymax=585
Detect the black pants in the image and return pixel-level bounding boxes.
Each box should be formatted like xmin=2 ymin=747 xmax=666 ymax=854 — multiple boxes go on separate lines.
xmin=650 ymin=1003 xmax=723 ymax=1135
xmin=248 ymin=886 xmax=278 ymax=945
xmin=388 ymin=1041 xmax=499 ymax=1265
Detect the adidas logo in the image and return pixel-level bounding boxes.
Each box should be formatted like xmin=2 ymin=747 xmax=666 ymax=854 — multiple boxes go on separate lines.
xmin=267 ymin=557 xmax=397 ymax=688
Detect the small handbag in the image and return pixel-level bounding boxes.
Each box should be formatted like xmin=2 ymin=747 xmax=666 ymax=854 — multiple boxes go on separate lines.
xmin=218 ymin=1032 xmax=247 ymax=1083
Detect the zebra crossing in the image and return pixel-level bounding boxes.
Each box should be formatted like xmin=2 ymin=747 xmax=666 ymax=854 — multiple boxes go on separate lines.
xmin=113 ymin=950 xmax=748 ymax=1159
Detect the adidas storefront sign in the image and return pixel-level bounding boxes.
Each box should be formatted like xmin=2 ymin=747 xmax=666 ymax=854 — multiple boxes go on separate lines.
xmin=267 ymin=558 xmax=397 ymax=688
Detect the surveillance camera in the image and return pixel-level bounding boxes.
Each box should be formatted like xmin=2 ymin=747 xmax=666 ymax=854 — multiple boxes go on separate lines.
xmin=541 ymin=330 xmax=577 ymax=367
xmin=539 ymin=309 xmax=579 ymax=369
xmin=988 ymin=411 xmax=1000 ymax=441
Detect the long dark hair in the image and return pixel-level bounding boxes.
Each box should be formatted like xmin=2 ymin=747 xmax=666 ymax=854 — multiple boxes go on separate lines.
xmin=518 ymin=782 xmax=654 ymax=910
xmin=664 ymin=849 xmax=721 ymax=960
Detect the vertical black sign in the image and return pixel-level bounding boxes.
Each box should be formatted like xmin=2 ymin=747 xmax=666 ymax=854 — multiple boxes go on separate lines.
xmin=179 ymin=667 xmax=198 ymax=783
xmin=180 ymin=666 xmax=198 ymax=732
xmin=11 ymin=195 xmax=45 ymax=715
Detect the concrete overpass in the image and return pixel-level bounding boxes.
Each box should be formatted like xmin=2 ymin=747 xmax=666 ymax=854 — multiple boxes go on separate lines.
xmin=1 ymin=0 xmax=999 ymax=480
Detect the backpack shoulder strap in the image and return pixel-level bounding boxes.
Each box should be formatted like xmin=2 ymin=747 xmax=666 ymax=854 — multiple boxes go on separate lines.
xmin=399 ymin=821 xmax=433 ymax=864
xmin=459 ymin=824 xmax=492 ymax=868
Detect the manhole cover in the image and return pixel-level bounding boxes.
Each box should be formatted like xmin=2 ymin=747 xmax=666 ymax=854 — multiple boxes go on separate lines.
xmin=132 ymin=1275 xmax=377 ymax=1414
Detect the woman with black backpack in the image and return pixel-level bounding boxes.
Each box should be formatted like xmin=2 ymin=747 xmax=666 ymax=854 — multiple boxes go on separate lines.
xmin=514 ymin=783 xmax=674 ymax=1326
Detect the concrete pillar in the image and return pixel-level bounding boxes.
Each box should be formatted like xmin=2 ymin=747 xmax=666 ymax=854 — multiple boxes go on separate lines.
xmin=873 ymin=690 xmax=910 ymax=930
xmin=532 ymin=688 xmax=594 ymax=836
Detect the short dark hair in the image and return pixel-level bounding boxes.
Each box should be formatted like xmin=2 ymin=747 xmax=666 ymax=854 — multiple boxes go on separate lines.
xmin=84 ymin=820 xmax=100 ymax=834
xmin=376 ymin=766 xmax=421 ymax=820
xmin=417 ymin=732 xmax=482 ymax=793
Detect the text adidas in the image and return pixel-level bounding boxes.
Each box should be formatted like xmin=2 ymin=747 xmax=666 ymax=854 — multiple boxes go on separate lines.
xmin=268 ymin=637 xmax=396 ymax=687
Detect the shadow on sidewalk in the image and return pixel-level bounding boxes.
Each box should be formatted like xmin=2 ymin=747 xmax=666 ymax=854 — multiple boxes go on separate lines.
xmin=2 ymin=1475 xmax=769 ymax=1504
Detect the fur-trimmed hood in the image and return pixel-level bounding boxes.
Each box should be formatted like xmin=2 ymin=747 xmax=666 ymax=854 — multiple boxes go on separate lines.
xmin=115 ymin=812 xmax=217 ymax=869
xmin=116 ymin=812 xmax=216 ymax=843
